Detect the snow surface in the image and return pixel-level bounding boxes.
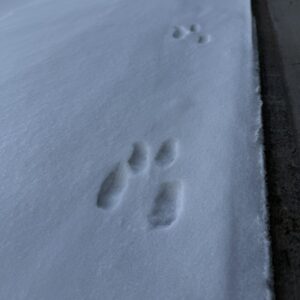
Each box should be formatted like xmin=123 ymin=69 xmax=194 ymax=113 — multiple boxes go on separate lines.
xmin=0 ymin=0 xmax=271 ymax=299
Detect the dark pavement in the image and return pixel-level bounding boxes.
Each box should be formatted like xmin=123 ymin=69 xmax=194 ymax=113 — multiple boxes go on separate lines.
xmin=253 ymin=0 xmax=300 ymax=299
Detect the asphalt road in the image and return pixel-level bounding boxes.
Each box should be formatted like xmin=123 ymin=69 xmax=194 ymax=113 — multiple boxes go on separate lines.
xmin=253 ymin=0 xmax=300 ymax=299
xmin=267 ymin=0 xmax=300 ymax=150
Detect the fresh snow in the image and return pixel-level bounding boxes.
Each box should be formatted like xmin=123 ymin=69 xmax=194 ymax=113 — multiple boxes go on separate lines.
xmin=0 ymin=0 xmax=271 ymax=299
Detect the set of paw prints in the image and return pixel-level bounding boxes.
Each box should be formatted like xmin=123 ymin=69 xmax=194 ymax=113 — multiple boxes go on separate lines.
xmin=97 ymin=138 xmax=184 ymax=230
xmin=172 ymin=24 xmax=211 ymax=44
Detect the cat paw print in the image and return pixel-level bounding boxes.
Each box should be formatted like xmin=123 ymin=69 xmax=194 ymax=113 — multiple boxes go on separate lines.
xmin=97 ymin=139 xmax=184 ymax=229
xmin=172 ymin=24 xmax=211 ymax=44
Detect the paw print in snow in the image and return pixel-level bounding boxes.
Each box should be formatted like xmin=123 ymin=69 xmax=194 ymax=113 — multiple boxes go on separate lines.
xmin=97 ymin=139 xmax=184 ymax=229
xmin=172 ymin=23 xmax=211 ymax=44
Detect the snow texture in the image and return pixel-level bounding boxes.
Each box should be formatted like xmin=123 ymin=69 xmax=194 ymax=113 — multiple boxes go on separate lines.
xmin=0 ymin=0 xmax=271 ymax=299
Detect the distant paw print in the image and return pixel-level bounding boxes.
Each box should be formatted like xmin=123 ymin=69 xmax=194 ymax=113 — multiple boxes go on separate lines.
xmin=172 ymin=24 xmax=211 ymax=44
xmin=97 ymin=139 xmax=184 ymax=230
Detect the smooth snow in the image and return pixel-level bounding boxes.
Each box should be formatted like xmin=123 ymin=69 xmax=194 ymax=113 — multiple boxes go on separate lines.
xmin=0 ymin=0 xmax=271 ymax=299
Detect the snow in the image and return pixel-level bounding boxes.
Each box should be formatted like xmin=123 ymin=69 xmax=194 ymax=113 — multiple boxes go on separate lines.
xmin=0 ymin=0 xmax=271 ymax=299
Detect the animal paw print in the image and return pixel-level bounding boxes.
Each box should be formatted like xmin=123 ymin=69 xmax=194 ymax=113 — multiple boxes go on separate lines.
xmin=172 ymin=24 xmax=211 ymax=44
xmin=97 ymin=142 xmax=149 ymax=209
xmin=97 ymin=139 xmax=184 ymax=229
xmin=148 ymin=180 xmax=184 ymax=229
